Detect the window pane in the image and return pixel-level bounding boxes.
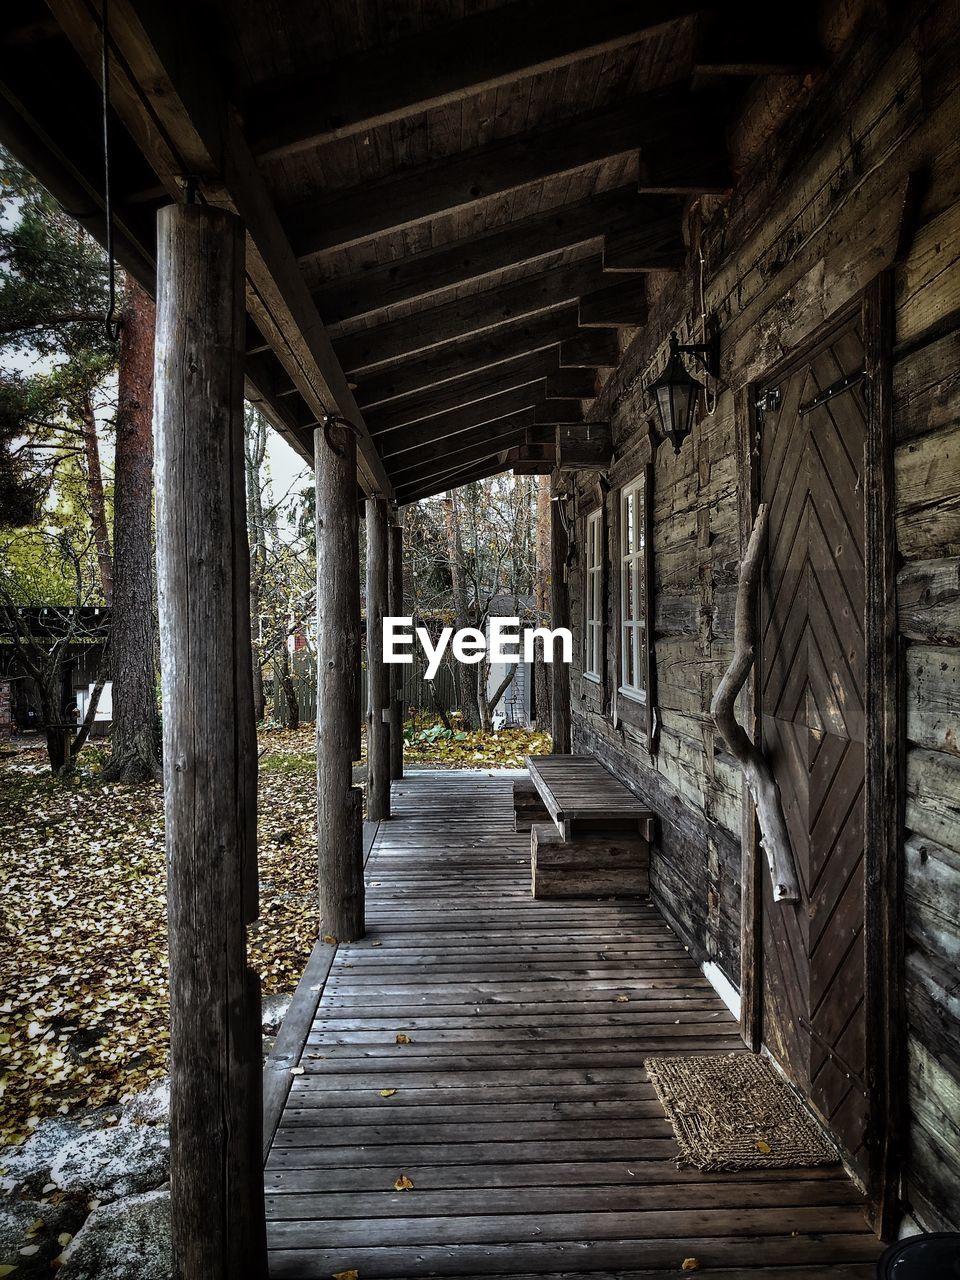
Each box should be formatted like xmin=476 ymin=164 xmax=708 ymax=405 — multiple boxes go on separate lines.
xmin=623 ymin=624 xmax=633 ymax=687
xmin=625 ymin=563 xmax=634 ymax=623
xmin=624 ymin=493 xmax=634 ymax=554
xmin=632 ymin=627 xmax=642 ymax=693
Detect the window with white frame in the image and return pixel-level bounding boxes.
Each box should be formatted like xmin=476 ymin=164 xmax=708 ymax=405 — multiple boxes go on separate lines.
xmin=583 ymin=509 xmax=602 ymax=679
xmin=619 ymin=476 xmax=647 ymax=699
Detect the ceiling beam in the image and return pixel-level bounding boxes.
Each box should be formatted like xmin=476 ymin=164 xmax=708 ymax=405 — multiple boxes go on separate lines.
xmin=362 ymin=348 xmax=560 ymax=426
xmin=388 ymin=423 xmax=532 ymax=489
xmin=311 ymin=188 xmax=662 ymax=323
xmin=352 ymin=306 xmax=606 ymax=407
xmin=333 ymin=255 xmax=610 ymax=374
xmin=246 ymin=0 xmax=703 ymax=160
xmin=282 ymin=87 xmax=730 ymax=260
xmin=46 ymin=0 xmax=392 ymax=498
xmin=397 ymin=459 xmax=510 ymax=506
xmin=379 ymin=398 xmax=541 ymax=459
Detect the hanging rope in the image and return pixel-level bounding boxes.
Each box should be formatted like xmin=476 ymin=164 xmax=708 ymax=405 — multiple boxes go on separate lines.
xmin=100 ymin=0 xmax=120 ymax=341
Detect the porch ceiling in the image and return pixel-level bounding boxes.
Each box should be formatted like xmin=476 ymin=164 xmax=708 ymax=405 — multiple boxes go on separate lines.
xmin=0 ymin=0 xmax=820 ymax=503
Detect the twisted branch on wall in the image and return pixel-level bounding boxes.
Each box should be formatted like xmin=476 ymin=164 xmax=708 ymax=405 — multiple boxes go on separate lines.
xmin=711 ymin=503 xmax=801 ymax=904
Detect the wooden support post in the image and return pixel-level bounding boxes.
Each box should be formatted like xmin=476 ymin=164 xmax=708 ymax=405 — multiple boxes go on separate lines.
xmin=388 ymin=518 xmax=404 ymax=780
xmin=315 ymin=421 xmax=365 ymax=941
xmin=551 ymin=495 xmax=572 ymax=754
xmin=154 ymin=203 xmax=266 ymax=1280
xmin=366 ymin=496 xmax=392 ymax=819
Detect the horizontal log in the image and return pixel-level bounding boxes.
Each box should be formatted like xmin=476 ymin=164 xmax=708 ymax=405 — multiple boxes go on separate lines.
xmin=906 ymin=746 xmax=960 ymax=853
xmin=898 ymin=557 xmax=960 ymax=644
xmin=282 ymin=88 xmax=731 ymax=258
xmin=312 ymin=189 xmax=651 ymax=322
xmin=895 ymin=422 xmax=960 ymax=558
xmin=333 ymin=257 xmax=608 ymax=373
xmin=246 ymin=1 xmax=702 ymax=158
xmin=906 ymin=644 xmax=960 ymax=755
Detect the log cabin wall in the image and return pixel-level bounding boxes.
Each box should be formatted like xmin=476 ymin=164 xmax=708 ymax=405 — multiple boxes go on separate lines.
xmin=566 ymin=0 xmax=960 ymax=1231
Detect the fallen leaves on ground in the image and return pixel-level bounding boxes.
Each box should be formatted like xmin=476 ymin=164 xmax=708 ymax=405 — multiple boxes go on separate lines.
xmin=0 ymin=735 xmax=324 ymax=1145
xmin=0 ymin=720 xmax=543 ymax=1145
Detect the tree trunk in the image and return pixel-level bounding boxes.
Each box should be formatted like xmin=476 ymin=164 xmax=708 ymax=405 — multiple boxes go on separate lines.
xmin=551 ymin=493 xmax=571 ymax=754
xmin=154 ymin=203 xmax=266 ymax=1280
xmin=534 ymin=476 xmax=552 ymax=731
xmin=103 ymin=280 xmax=161 ymax=783
xmin=366 ymin=496 xmax=392 ymax=821
xmin=245 ymin=407 xmax=268 ymax=722
xmin=277 ymin=642 xmax=299 ymax=731
xmin=442 ymin=490 xmax=481 ymax=729
xmin=315 ymin=421 xmax=364 ymax=940
xmin=80 ymin=392 xmax=113 ymax=605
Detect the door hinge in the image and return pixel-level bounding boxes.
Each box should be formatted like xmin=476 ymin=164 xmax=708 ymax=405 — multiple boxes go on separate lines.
xmin=799 ymin=369 xmax=865 ymax=416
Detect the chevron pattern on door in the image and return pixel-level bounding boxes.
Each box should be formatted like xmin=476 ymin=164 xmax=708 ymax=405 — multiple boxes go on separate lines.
xmin=759 ymin=319 xmax=868 ymax=1180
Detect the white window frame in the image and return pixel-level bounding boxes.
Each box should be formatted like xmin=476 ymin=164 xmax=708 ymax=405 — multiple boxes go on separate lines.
xmin=583 ymin=509 xmax=602 ymax=681
xmin=619 ymin=475 xmax=647 ymax=702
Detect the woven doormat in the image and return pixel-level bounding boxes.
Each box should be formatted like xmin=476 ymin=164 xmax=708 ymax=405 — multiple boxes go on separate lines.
xmin=644 ymin=1053 xmax=839 ymax=1172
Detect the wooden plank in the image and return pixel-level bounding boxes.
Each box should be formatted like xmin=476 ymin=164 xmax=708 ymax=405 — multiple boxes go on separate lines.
xmin=313 ymin=189 xmax=652 ymax=323
xmin=263 ymin=819 xmax=380 ymax=1159
xmin=333 ymin=256 xmax=609 ymax=374
xmin=282 ymin=88 xmax=731 ymax=259
xmin=354 ymin=312 xmax=574 ymax=407
xmin=375 ymin=386 xmax=541 ymax=453
xmin=247 ymin=1 xmax=702 ymax=158
xmin=266 ymin=774 xmax=876 ymax=1278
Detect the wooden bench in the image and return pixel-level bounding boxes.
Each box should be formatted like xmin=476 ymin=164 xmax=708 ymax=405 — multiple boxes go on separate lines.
xmin=521 ymin=755 xmax=653 ymax=899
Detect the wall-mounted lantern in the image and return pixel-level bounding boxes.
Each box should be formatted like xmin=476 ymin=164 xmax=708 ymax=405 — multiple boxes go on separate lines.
xmin=649 ymin=323 xmax=720 ymax=455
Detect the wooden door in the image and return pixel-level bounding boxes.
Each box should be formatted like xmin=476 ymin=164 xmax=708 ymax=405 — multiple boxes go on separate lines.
xmin=758 ymin=315 xmax=869 ymax=1179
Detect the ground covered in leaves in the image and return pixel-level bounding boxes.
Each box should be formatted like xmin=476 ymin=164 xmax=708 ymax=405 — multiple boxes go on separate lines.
xmin=0 ymin=721 xmax=548 ymax=1145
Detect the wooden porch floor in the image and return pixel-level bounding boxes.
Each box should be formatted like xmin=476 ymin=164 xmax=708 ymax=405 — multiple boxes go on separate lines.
xmin=265 ymin=772 xmax=882 ymax=1279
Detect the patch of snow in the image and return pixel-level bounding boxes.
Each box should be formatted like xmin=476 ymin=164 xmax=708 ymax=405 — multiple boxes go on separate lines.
xmin=50 ymin=1125 xmax=169 ymax=1202
xmin=261 ymin=992 xmax=293 ymax=1035
xmin=120 ymin=1079 xmax=169 ymax=1127
xmin=0 ymin=1117 xmax=81 ymax=1194
xmin=57 ymin=1187 xmax=171 ymax=1280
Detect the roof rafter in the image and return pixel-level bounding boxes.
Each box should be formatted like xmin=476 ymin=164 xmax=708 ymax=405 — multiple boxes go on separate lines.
xmin=245 ymin=0 xmax=703 ymax=160
xmin=333 ymin=255 xmax=612 ymax=374
xmin=312 ymin=189 xmax=683 ymax=324
xmin=283 ymin=86 xmax=730 ymax=260
xmin=352 ymin=307 xmax=618 ymax=408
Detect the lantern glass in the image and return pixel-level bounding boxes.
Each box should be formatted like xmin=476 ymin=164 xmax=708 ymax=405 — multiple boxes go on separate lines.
xmin=651 ymin=346 xmax=703 ymax=455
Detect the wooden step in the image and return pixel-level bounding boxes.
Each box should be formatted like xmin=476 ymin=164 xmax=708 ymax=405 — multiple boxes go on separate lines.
xmin=531 ymin=823 xmax=649 ymax=899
